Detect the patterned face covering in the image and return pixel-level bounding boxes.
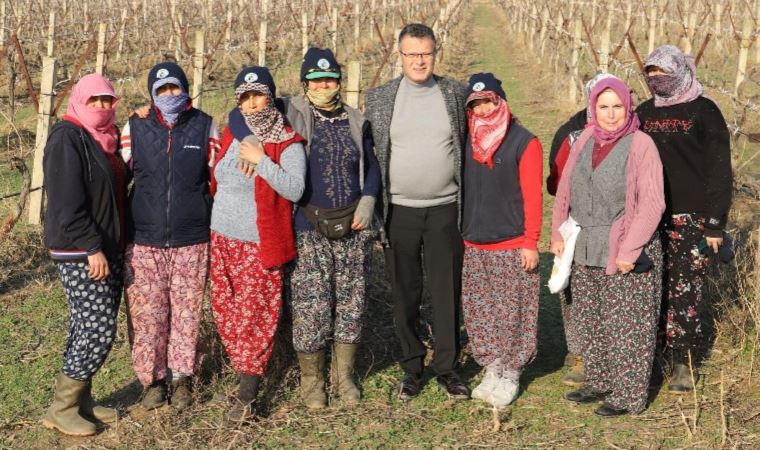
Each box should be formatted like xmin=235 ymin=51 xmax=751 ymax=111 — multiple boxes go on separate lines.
xmin=305 ymin=85 xmax=342 ymax=112
xmin=151 ymin=77 xmax=188 ymax=126
xmin=467 ymin=91 xmax=510 ymax=169
xmin=644 ymin=45 xmax=704 ymax=107
xmin=235 ymin=81 xmax=294 ymax=144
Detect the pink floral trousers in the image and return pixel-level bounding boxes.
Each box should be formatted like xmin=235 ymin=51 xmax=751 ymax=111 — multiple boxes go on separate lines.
xmin=124 ymin=242 xmax=210 ymax=387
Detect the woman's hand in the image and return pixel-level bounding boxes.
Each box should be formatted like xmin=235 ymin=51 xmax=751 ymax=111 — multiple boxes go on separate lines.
xmin=615 ymin=259 xmax=634 ymax=274
xmin=238 ymin=161 xmax=257 ymax=178
xmin=239 ymin=140 xmax=265 ymax=165
xmin=130 ymin=105 xmax=150 ymax=118
xmin=87 ymin=251 xmax=109 ymax=281
xmin=351 ymin=196 xmax=375 ymax=230
xmin=550 ymin=240 xmax=564 ymax=258
xmin=521 ymin=248 xmax=539 ymax=272
xmin=706 ymin=236 xmax=723 ymax=254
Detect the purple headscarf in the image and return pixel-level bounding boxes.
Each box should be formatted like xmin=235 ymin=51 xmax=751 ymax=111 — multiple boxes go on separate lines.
xmin=587 ymin=77 xmax=641 ymax=146
xmin=645 ymin=45 xmax=704 ymax=107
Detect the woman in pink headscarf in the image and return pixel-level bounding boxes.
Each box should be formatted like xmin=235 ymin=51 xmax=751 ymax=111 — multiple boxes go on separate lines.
xmin=42 ymin=74 xmax=126 ymax=436
xmin=550 ymin=77 xmax=665 ymax=417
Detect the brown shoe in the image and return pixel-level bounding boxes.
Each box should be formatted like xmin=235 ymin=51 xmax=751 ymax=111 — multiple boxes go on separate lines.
xmin=436 ymin=373 xmax=469 ymax=400
xmin=141 ymin=379 xmax=168 ymax=410
xmin=170 ymin=377 xmax=193 ymax=411
xmin=668 ymin=364 xmax=696 ymax=394
xmin=396 ymin=374 xmax=422 ymax=401
xmin=562 ymin=354 xmax=585 ymax=387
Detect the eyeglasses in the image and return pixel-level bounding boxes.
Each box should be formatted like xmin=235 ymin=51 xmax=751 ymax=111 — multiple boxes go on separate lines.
xmin=399 ymin=51 xmax=435 ymax=60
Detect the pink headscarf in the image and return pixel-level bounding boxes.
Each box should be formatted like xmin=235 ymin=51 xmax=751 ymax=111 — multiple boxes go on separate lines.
xmin=586 ymin=77 xmax=640 ymax=146
xmin=65 ymin=74 xmax=119 ymax=154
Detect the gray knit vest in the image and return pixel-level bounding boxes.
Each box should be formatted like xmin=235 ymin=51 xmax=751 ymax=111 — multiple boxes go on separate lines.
xmin=570 ymin=134 xmax=633 ymax=267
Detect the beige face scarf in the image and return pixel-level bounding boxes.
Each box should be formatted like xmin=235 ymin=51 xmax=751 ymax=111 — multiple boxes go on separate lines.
xmin=305 ymin=85 xmax=342 ymax=111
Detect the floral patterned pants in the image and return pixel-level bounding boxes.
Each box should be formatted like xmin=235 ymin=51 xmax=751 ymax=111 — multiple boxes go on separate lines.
xmin=573 ymin=237 xmax=662 ymax=414
xmin=286 ymin=229 xmax=374 ymax=353
xmin=210 ymin=232 xmax=282 ymax=376
xmin=124 ymin=242 xmax=209 ymax=387
xmin=57 ymin=259 xmax=123 ymax=381
xmin=661 ymin=214 xmax=709 ymax=364
xmin=558 ymin=286 xmax=582 ymax=355
xmin=461 ymin=247 xmax=539 ymax=372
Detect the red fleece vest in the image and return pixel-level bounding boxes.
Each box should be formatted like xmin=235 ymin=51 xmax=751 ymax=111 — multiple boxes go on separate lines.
xmin=211 ymin=126 xmax=304 ymax=269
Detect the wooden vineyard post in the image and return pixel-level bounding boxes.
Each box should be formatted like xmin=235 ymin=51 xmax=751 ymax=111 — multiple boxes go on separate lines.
xmin=95 ymin=23 xmax=107 ymax=75
xmin=569 ymin=17 xmax=582 ymax=102
xmin=302 ymin=11 xmax=308 ymax=55
xmin=647 ymin=0 xmax=657 ymax=56
xmin=714 ymin=3 xmax=724 ymax=51
xmin=225 ymin=0 xmax=233 ymax=49
xmin=528 ymin=4 xmax=537 ymax=51
xmin=116 ymin=9 xmax=127 ymax=60
xmin=345 ymin=61 xmax=361 ymax=109
xmin=192 ymin=31 xmax=205 ymax=110
xmin=681 ymin=6 xmax=697 ymax=55
xmin=600 ymin=5 xmax=612 ymax=72
xmin=28 ymin=57 xmax=57 ymax=225
xmin=734 ymin=15 xmax=753 ymax=96
xmin=369 ymin=0 xmax=376 ymax=49
xmin=46 ymin=11 xmax=55 ymax=57
xmin=539 ymin=7 xmax=549 ymax=58
xmin=393 ymin=28 xmax=402 ymax=78
xmin=331 ymin=6 xmax=338 ymax=57
xmin=756 ymin=0 xmax=760 ymax=63
xmin=258 ymin=0 xmax=268 ymax=66
xmin=353 ymin=1 xmax=360 ymax=54
xmin=0 ymin=0 xmax=5 ymax=49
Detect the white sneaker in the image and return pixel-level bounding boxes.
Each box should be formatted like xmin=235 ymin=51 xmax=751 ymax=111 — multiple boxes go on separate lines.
xmin=490 ymin=378 xmax=519 ymax=408
xmin=471 ymin=370 xmax=500 ymax=402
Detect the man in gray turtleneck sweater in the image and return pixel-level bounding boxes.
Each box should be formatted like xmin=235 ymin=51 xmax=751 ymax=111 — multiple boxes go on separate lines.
xmin=364 ymin=23 xmax=469 ymax=401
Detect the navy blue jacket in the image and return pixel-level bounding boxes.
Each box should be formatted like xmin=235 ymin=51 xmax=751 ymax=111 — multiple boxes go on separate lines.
xmin=461 ymin=121 xmax=535 ymax=244
xmin=127 ymin=107 xmax=213 ymax=247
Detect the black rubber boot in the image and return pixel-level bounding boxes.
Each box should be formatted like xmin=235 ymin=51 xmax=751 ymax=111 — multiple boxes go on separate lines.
xmin=226 ymin=374 xmax=261 ymax=423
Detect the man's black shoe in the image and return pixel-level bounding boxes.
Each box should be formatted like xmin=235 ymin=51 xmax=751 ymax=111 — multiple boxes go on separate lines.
xmin=594 ymin=402 xmax=628 ymax=417
xmin=565 ymin=386 xmax=607 ymax=404
xmin=436 ymin=373 xmax=469 ymax=400
xmin=396 ymin=374 xmax=421 ymax=401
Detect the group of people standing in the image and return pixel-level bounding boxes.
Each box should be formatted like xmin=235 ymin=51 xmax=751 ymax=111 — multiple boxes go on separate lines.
xmin=40 ymin=20 xmax=731 ymax=436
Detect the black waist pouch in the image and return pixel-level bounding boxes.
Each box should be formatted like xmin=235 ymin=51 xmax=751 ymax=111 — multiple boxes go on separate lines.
xmin=301 ymin=200 xmax=359 ymax=240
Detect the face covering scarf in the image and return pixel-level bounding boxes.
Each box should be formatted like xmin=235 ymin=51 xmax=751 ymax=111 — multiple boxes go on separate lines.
xmin=466 ymin=91 xmax=510 ymax=169
xmin=305 ymin=85 xmax=342 ymax=112
xmin=151 ymin=77 xmax=189 ymax=126
xmin=235 ymin=81 xmax=294 ymax=144
xmin=66 ymin=74 xmax=120 ymax=154
xmin=644 ymin=45 xmax=704 ymax=107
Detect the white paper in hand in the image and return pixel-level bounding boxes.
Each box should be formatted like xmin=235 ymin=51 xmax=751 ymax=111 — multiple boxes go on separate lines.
xmin=548 ymin=216 xmax=580 ymax=294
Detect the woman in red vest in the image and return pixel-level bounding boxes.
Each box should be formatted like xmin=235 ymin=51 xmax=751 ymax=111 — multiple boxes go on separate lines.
xmin=209 ymin=66 xmax=306 ymax=421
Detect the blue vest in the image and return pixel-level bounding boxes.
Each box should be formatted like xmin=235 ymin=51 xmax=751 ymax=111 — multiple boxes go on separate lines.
xmin=462 ymin=121 xmax=534 ymax=244
xmin=128 ymin=108 xmax=213 ymax=247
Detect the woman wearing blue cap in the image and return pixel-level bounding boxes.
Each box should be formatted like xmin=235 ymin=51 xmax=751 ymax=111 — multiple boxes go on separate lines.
xmin=281 ymin=47 xmax=381 ymax=409
xmin=210 ymin=66 xmax=306 ymax=421
xmin=121 ymin=61 xmax=220 ymax=412
xmin=460 ymin=73 xmax=543 ymax=408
